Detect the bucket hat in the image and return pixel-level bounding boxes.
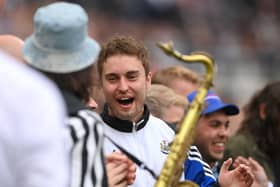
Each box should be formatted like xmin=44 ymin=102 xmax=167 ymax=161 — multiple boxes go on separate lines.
xmin=23 ymin=2 xmax=100 ymax=73
xmin=187 ymin=90 xmax=239 ymax=115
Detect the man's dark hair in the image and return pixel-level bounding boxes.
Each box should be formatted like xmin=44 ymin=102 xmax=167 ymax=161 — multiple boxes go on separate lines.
xmin=38 ymin=64 xmax=95 ymax=103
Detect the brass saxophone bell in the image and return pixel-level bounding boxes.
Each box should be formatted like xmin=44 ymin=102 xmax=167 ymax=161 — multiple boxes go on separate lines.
xmin=177 ymin=181 xmax=199 ymax=187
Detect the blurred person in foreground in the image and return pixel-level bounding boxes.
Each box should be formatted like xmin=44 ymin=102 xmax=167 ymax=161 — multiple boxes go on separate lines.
xmin=224 ymin=81 xmax=280 ymax=187
xmin=146 ymin=84 xmax=188 ymax=131
xmin=152 ymin=65 xmax=200 ymax=96
xmin=97 ymin=35 xmax=253 ymax=187
xmin=0 ymin=49 xmax=69 ymax=186
xmin=22 ymin=2 xmax=135 ymax=187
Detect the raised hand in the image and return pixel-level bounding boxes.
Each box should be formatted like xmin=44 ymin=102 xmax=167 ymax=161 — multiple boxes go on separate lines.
xmin=219 ymin=158 xmax=254 ymax=187
xmin=234 ymin=156 xmax=269 ymax=187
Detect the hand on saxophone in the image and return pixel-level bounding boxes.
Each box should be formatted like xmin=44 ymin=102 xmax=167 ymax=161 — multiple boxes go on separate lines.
xmin=106 ymin=151 xmax=137 ymax=187
xmin=218 ymin=158 xmax=254 ymax=187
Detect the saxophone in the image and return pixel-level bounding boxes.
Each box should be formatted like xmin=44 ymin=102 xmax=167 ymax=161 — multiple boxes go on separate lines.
xmin=154 ymin=42 xmax=216 ymax=187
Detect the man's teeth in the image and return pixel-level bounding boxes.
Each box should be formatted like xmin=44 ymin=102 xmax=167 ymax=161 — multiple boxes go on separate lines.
xmin=118 ymin=97 xmax=133 ymax=105
xmin=214 ymin=143 xmax=224 ymax=147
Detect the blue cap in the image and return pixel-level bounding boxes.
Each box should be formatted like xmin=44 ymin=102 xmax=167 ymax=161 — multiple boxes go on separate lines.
xmin=187 ymin=90 xmax=239 ymax=115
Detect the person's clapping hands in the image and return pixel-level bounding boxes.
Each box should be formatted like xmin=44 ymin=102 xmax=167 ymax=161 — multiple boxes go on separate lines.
xmin=106 ymin=151 xmax=136 ymax=187
xmin=219 ymin=158 xmax=254 ymax=187
xmin=233 ymin=156 xmax=269 ymax=187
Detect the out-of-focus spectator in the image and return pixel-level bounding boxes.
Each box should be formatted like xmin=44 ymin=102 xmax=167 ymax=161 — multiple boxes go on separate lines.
xmin=22 ymin=2 xmax=108 ymax=186
xmin=0 ymin=50 xmax=69 ymax=187
xmin=152 ymin=65 xmax=201 ymax=96
xmin=146 ymin=84 xmax=188 ymax=131
xmin=224 ymin=81 xmax=280 ymax=186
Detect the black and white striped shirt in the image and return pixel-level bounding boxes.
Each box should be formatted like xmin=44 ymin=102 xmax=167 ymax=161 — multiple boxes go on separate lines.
xmin=63 ymin=91 xmax=108 ymax=187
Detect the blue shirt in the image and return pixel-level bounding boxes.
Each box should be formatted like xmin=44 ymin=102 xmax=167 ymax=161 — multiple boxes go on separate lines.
xmin=184 ymin=146 xmax=216 ymax=187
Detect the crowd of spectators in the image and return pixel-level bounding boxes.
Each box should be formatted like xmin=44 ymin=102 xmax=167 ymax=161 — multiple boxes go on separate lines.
xmin=1 ymin=0 xmax=280 ymax=105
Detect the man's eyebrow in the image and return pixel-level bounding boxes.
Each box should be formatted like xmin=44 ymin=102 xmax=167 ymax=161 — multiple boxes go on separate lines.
xmin=210 ymin=119 xmax=230 ymax=124
xmin=105 ymin=72 xmax=117 ymax=77
xmin=126 ymin=70 xmax=139 ymax=74
xmin=209 ymin=119 xmax=222 ymax=123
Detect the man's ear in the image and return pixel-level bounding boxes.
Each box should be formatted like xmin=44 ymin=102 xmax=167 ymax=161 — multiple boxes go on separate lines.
xmin=259 ymin=103 xmax=266 ymax=120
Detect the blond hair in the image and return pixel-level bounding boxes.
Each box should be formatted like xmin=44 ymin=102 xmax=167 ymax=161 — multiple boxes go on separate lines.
xmin=146 ymin=84 xmax=188 ymax=118
xmin=152 ymin=65 xmax=201 ymax=87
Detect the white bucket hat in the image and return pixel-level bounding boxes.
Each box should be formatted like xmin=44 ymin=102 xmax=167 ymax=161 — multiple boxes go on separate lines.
xmin=23 ymin=2 xmax=100 ymax=73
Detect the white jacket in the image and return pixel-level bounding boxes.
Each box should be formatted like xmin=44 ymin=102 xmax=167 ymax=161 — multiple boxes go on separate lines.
xmin=102 ymin=106 xmax=174 ymax=187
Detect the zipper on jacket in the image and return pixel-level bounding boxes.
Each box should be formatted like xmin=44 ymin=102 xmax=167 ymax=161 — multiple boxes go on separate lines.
xmin=132 ymin=122 xmax=137 ymax=133
xmin=133 ymin=119 xmax=144 ymax=132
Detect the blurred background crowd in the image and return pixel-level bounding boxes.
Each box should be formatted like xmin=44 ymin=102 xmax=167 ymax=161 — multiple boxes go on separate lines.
xmin=1 ymin=0 xmax=280 ymax=107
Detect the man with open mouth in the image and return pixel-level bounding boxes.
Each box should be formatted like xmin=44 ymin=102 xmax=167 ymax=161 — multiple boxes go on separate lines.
xmin=187 ymin=90 xmax=239 ymax=179
xmin=97 ymin=35 xmax=176 ymax=187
